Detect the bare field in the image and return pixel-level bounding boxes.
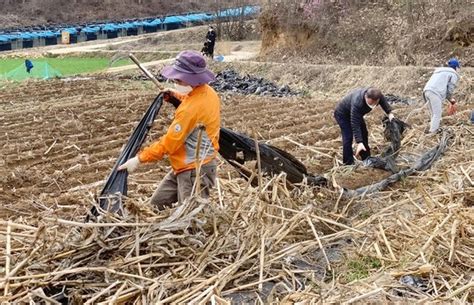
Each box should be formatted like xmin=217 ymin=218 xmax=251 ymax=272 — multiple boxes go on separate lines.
xmin=0 ymin=77 xmax=420 ymax=215
xmin=0 ymin=60 xmax=473 ymax=302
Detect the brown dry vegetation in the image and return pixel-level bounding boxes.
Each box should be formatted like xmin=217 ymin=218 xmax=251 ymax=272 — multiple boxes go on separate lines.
xmin=0 ymin=0 xmax=259 ymax=28
xmin=0 ymin=2 xmax=473 ymax=301
xmin=0 ymin=61 xmax=472 ymax=302
xmin=259 ymin=0 xmax=473 ymax=66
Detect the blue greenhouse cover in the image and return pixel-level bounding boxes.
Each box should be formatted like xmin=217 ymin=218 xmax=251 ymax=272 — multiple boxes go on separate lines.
xmin=64 ymin=27 xmax=78 ymax=35
xmin=186 ymin=13 xmax=213 ymax=21
xmin=0 ymin=5 xmax=260 ymax=48
xmin=150 ymin=19 xmax=163 ymax=25
xmin=162 ymin=16 xmax=182 ymax=24
xmin=82 ymin=26 xmax=100 ymax=33
xmin=35 ymin=30 xmax=58 ymax=38
xmin=102 ymin=24 xmax=119 ymax=32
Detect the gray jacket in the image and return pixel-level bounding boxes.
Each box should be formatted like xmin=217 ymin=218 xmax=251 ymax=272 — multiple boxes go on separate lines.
xmin=423 ymin=67 xmax=459 ymax=100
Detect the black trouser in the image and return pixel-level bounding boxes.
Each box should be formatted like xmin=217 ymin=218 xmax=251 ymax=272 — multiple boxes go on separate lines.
xmin=207 ymin=42 xmax=215 ymax=57
xmin=334 ymin=111 xmax=370 ymax=165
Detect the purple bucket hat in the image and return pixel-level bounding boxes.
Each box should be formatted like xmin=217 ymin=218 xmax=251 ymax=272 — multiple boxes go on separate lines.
xmin=161 ymin=50 xmax=216 ymax=86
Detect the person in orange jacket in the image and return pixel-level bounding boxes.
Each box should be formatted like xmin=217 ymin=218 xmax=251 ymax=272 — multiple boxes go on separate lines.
xmin=118 ymin=50 xmax=221 ymax=209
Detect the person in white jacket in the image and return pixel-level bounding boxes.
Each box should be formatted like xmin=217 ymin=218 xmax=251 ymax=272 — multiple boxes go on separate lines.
xmin=423 ymin=58 xmax=460 ymax=133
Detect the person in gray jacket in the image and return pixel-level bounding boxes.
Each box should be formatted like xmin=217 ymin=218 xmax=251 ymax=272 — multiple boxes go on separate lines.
xmin=423 ymin=58 xmax=460 ymax=133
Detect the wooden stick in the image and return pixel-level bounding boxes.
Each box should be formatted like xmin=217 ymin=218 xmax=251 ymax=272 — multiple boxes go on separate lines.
xmin=216 ymin=178 xmax=224 ymax=208
xmin=448 ymin=219 xmax=459 ymax=264
xmin=345 ymin=288 xmax=383 ymax=304
xmin=30 ymin=288 xmax=61 ymax=305
xmin=135 ymin=219 xmax=144 ymax=282
xmin=193 ymin=125 xmax=205 ymax=197
xmin=420 ymin=213 xmax=452 ymax=253
xmin=43 ymin=217 xmax=152 ymax=228
xmin=274 ymin=205 xmax=365 ymax=234
xmin=0 ymin=267 xmax=156 ymax=283
xmin=160 ymin=250 xmax=259 ymax=303
xmin=407 ymin=194 xmax=427 ymax=214
xmin=283 ymin=136 xmax=333 ymax=158
xmin=129 ymin=53 xmax=164 ymax=90
xmin=258 ymin=229 xmax=265 ymax=292
xmin=460 ymin=166 xmax=473 ymax=186
xmin=222 ymin=275 xmax=281 ymax=295
xmin=44 ymin=139 xmax=57 ymax=155
xmin=254 ymin=130 xmax=263 ymax=193
xmin=107 ymin=281 xmax=128 ymax=304
xmin=187 ymin=284 xmax=215 ymax=305
xmin=4 ymin=245 xmax=41 ymax=280
xmin=4 ymin=221 xmax=11 ymax=297
xmin=374 ymin=242 xmax=384 ymax=260
xmin=0 ymin=221 xmax=37 ymax=231
xmin=84 ymin=281 xmax=121 ymax=305
xmin=442 ymin=282 xmax=474 ymax=300
xmin=378 ymin=223 xmax=396 ymax=261
xmin=307 ymin=216 xmax=332 ymax=271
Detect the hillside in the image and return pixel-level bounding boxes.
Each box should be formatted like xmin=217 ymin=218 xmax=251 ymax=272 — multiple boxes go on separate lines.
xmin=259 ymin=0 xmax=473 ymax=67
xmin=0 ymin=0 xmax=258 ymax=28
xmin=0 ymin=2 xmax=472 ymax=303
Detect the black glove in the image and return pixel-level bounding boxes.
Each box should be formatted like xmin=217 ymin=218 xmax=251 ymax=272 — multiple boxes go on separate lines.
xmin=163 ymin=91 xmax=181 ymax=109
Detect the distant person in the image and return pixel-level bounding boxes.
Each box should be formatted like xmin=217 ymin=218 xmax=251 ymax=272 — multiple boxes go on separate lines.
xmin=118 ymin=51 xmax=221 ymax=209
xmin=201 ymin=41 xmax=210 ymax=57
xmin=25 ymin=59 xmax=34 ymax=73
xmin=423 ymin=58 xmax=460 ymax=134
xmin=334 ymin=88 xmax=395 ymax=165
xmin=203 ymin=25 xmax=216 ymax=58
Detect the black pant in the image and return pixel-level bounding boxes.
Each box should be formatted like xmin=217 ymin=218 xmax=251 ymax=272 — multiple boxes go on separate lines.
xmin=334 ymin=111 xmax=370 ymax=165
xmin=207 ymin=42 xmax=215 ymax=57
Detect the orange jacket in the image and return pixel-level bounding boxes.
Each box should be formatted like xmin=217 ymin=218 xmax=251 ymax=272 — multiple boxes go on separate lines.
xmin=138 ymin=85 xmax=221 ymax=174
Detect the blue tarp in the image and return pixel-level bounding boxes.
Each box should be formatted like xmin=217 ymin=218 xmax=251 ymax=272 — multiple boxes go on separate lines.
xmin=120 ymin=22 xmax=136 ymax=29
xmin=244 ymin=6 xmax=260 ymax=15
xmin=0 ymin=5 xmax=260 ymax=46
xmin=102 ymin=24 xmax=119 ymax=32
xmin=82 ymin=26 xmax=100 ymax=33
xmin=148 ymin=19 xmax=163 ymax=26
xmin=36 ymin=31 xmax=58 ymax=38
xmin=132 ymin=21 xmax=145 ymax=27
xmin=110 ymin=23 xmax=129 ymax=30
xmin=64 ymin=27 xmax=78 ymax=35
xmin=186 ymin=13 xmax=213 ymax=22
xmin=220 ymin=6 xmax=259 ymax=18
xmin=175 ymin=15 xmax=191 ymax=23
xmin=162 ymin=16 xmax=182 ymax=24
xmin=18 ymin=32 xmax=35 ymax=39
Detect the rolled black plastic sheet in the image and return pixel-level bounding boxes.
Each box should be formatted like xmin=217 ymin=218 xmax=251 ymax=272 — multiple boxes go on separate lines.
xmin=90 ymin=94 xmax=164 ymax=217
xmin=219 ymin=128 xmax=327 ymax=186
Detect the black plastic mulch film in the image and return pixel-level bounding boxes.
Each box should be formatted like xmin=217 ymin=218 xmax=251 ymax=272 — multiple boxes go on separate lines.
xmin=91 ymin=94 xmax=450 ymax=216
xmin=91 ymin=94 xmax=327 ymax=217
xmin=90 ymin=94 xmax=164 ymax=217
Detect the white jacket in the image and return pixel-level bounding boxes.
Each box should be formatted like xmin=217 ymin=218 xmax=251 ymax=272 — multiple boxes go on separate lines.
xmin=423 ymin=67 xmax=459 ymax=100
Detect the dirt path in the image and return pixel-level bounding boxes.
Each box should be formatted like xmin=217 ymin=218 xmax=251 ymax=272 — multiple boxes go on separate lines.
xmin=106 ymin=58 xmax=175 ymax=73
xmin=48 ymin=26 xmax=209 ymax=55
xmin=105 ymin=41 xmax=262 ymax=73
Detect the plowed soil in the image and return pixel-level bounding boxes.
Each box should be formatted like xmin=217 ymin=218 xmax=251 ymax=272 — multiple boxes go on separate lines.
xmin=0 ymin=77 xmax=404 ymax=218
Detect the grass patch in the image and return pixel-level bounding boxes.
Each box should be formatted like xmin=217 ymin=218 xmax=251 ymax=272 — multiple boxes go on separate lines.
xmin=0 ymin=57 xmax=130 ymax=76
xmin=345 ymin=256 xmax=382 ymax=282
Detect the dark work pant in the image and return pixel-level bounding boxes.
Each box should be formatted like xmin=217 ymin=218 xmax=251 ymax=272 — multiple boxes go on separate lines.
xmin=334 ymin=111 xmax=370 ymax=165
xmin=207 ymin=43 xmax=215 ymax=57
